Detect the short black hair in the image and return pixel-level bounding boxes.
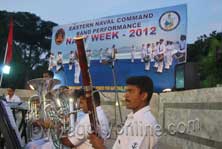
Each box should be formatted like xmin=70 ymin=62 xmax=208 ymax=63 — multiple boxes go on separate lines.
xmin=8 ymin=86 xmax=15 ymax=91
xmin=126 ymin=76 xmax=153 ymax=105
xmin=59 ymin=86 xmax=69 ymax=90
xmin=75 ymin=88 xmax=101 ymax=106
xmin=44 ymin=70 xmax=54 ymax=78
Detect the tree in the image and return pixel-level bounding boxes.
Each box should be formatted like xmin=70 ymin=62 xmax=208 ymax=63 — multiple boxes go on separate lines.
xmin=0 ymin=11 xmax=57 ymax=88
xmin=188 ymin=31 xmax=222 ymax=87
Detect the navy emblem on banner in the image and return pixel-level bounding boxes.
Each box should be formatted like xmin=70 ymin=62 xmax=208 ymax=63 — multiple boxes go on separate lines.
xmin=159 ymin=11 xmax=180 ymax=31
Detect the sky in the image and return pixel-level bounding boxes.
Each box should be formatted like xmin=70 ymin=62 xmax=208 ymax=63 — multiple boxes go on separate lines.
xmin=0 ymin=0 xmax=222 ymax=43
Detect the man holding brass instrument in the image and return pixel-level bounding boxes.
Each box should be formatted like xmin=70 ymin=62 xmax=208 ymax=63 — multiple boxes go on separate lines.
xmin=61 ymin=88 xmax=110 ymax=149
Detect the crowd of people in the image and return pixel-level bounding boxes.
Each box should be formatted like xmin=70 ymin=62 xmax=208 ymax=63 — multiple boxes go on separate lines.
xmin=1 ymin=70 xmax=160 ymax=149
xmin=130 ymin=35 xmax=187 ymax=73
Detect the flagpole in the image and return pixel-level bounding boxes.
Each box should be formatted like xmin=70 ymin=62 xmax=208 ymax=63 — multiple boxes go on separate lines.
xmin=0 ymin=43 xmax=9 ymax=87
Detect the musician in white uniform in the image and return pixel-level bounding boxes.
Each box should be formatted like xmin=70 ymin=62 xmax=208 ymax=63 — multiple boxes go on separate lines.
xmin=177 ymin=35 xmax=187 ymax=63
xmin=89 ymin=76 xmax=159 ymax=149
xmin=56 ymin=51 xmax=63 ymax=72
xmin=131 ymin=45 xmax=136 ymax=63
xmin=5 ymin=87 xmax=21 ymax=126
xmin=157 ymin=39 xmax=166 ymax=73
xmin=141 ymin=44 xmax=146 ymax=62
xmin=26 ymin=71 xmax=57 ymax=149
xmin=6 ymin=87 xmax=21 ymax=102
xmin=99 ymin=48 xmax=103 ymax=63
xmin=111 ymin=44 xmax=117 ymax=61
xmin=153 ymin=42 xmax=159 ymax=68
xmin=164 ymin=41 xmax=172 ymax=70
xmin=69 ymin=51 xmax=75 ymax=70
xmin=151 ymin=43 xmax=156 ymax=62
xmin=48 ymin=52 xmax=55 ymax=71
xmin=86 ymin=49 xmax=92 ymax=67
xmin=74 ymin=50 xmax=80 ymax=84
xmin=61 ymin=89 xmax=110 ymax=149
xmin=144 ymin=43 xmax=152 ymax=71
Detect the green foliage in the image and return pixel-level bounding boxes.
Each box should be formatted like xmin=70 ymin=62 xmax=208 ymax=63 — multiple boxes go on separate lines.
xmin=0 ymin=11 xmax=57 ymax=88
xmin=188 ymin=31 xmax=222 ymax=88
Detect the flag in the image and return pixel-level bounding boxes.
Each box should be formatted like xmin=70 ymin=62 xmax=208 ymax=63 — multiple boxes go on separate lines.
xmin=5 ymin=17 xmax=13 ymax=64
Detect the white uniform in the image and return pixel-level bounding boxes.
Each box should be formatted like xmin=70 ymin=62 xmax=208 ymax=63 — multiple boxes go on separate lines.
xmin=74 ymin=59 xmax=80 ymax=84
xmin=69 ymin=52 xmax=75 ymax=70
xmin=179 ymin=40 xmax=187 ymax=53
xmin=86 ymin=50 xmax=92 ymax=67
xmin=153 ymin=44 xmax=159 ymax=68
xmin=141 ymin=46 xmax=146 ymax=62
xmin=99 ymin=49 xmax=103 ymax=63
xmin=151 ymin=44 xmax=155 ymax=62
xmin=157 ymin=42 xmax=165 ymax=73
xmin=48 ymin=54 xmax=55 ymax=71
xmin=68 ymin=106 xmax=110 ymax=149
xmin=164 ymin=44 xmax=172 ymax=69
xmin=175 ymin=40 xmax=186 ymax=62
xmin=145 ymin=47 xmax=152 ymax=71
xmin=131 ymin=46 xmax=136 ymax=63
xmin=106 ymin=48 xmax=116 ymax=60
xmin=56 ymin=53 xmax=63 ymax=72
xmin=6 ymin=94 xmax=21 ymax=102
xmin=113 ymin=106 xmax=158 ymax=149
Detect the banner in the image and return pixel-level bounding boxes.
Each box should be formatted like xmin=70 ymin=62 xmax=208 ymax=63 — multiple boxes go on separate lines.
xmin=50 ymin=4 xmax=187 ymax=92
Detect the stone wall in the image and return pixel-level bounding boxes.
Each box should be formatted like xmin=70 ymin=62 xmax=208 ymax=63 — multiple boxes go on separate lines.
xmin=158 ymin=87 xmax=222 ymax=149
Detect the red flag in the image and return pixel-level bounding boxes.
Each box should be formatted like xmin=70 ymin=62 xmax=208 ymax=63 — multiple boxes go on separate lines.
xmin=5 ymin=17 xmax=13 ymax=64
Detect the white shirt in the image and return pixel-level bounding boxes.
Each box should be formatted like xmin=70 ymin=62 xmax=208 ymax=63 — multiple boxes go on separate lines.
xmin=165 ymin=44 xmax=172 ymax=56
xmin=158 ymin=43 xmax=166 ymax=55
xmin=69 ymin=106 xmax=110 ymax=149
xmin=179 ymin=40 xmax=187 ymax=53
xmin=146 ymin=47 xmax=152 ymax=57
xmin=141 ymin=47 xmax=146 ymax=57
xmin=113 ymin=106 xmax=159 ymax=149
xmin=131 ymin=47 xmax=136 ymax=55
xmin=6 ymin=94 xmax=21 ymax=102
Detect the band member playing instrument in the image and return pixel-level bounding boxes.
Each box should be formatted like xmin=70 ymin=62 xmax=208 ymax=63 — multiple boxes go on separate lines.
xmin=102 ymin=44 xmax=117 ymax=65
xmin=174 ymin=35 xmax=187 ymax=63
xmin=6 ymin=87 xmax=21 ymax=102
xmin=26 ymin=70 xmax=56 ymax=149
xmin=56 ymin=51 xmax=64 ymax=72
xmin=74 ymin=50 xmax=81 ymax=84
xmin=156 ymin=39 xmax=165 ymax=73
xmin=86 ymin=49 xmax=92 ymax=67
xmin=169 ymin=41 xmax=175 ymax=67
xmin=111 ymin=44 xmax=117 ymax=60
xmin=99 ymin=48 xmax=103 ymax=63
xmin=153 ymin=42 xmax=159 ymax=68
xmin=48 ymin=52 xmax=55 ymax=71
xmin=131 ymin=45 xmax=136 ymax=63
xmin=61 ymin=89 xmax=110 ymax=149
xmin=105 ymin=44 xmax=117 ymax=62
xmin=141 ymin=44 xmax=146 ymax=62
xmin=151 ymin=43 xmax=156 ymax=62
xmin=164 ymin=41 xmax=172 ymax=70
xmin=144 ymin=43 xmax=152 ymax=71
xmin=89 ymin=76 xmax=159 ymax=149
xmin=69 ymin=51 xmax=75 ymax=70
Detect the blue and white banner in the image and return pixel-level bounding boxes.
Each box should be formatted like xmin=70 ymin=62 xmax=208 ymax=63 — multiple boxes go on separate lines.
xmin=50 ymin=4 xmax=187 ymax=92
